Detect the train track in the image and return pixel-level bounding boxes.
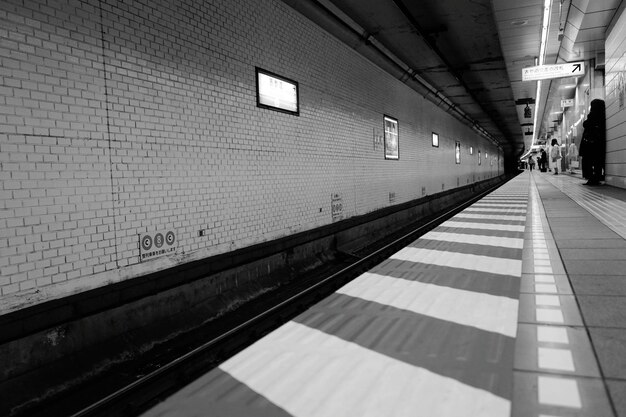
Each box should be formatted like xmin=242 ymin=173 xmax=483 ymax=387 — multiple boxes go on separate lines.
xmin=30 ymin=180 xmax=508 ymax=417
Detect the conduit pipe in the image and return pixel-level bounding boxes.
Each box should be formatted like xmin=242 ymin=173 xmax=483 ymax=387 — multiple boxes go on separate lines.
xmin=280 ymin=0 xmax=501 ymax=147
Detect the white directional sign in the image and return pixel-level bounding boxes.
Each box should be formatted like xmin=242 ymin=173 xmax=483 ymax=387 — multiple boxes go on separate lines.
xmin=522 ymin=62 xmax=584 ymax=81
xmin=561 ymin=99 xmax=574 ymax=107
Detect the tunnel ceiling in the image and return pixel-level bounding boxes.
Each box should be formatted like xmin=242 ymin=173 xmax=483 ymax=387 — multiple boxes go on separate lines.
xmin=286 ymin=0 xmax=622 ymax=157
xmin=319 ymin=0 xmax=522 ymax=155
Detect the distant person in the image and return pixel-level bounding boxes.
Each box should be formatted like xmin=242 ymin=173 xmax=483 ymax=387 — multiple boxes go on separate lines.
xmin=568 ymin=141 xmax=578 ymax=173
xmin=579 ymin=99 xmax=606 ymax=185
xmin=549 ymin=138 xmax=561 ymax=175
xmin=528 ymin=155 xmax=535 ymax=171
xmin=539 ymin=148 xmax=548 ymax=172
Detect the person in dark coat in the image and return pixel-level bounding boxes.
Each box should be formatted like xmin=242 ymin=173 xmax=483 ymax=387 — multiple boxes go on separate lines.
xmin=539 ymin=148 xmax=548 ymax=171
xmin=579 ymin=99 xmax=606 ymax=185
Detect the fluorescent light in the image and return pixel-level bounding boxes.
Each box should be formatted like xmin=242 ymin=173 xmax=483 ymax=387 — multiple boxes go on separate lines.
xmin=532 ymin=0 xmax=553 ymax=145
xmin=538 ymin=0 xmax=552 ymax=67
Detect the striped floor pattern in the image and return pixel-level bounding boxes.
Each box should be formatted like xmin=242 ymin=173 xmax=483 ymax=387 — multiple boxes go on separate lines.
xmin=143 ymin=177 xmax=530 ymax=417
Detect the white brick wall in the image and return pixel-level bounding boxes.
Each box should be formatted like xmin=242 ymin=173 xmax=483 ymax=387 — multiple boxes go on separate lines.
xmin=0 ymin=0 xmax=501 ymax=310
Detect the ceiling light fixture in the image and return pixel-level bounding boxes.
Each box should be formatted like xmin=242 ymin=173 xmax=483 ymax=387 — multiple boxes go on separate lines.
xmin=532 ymin=0 xmax=554 ymax=145
xmin=538 ymin=1 xmax=552 ymax=66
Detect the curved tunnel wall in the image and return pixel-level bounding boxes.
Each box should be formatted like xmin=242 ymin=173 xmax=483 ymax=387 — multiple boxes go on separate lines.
xmin=0 ymin=0 xmax=503 ymax=310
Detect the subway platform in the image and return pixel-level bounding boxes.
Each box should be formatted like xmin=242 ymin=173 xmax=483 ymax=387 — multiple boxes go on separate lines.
xmin=518 ymin=169 xmax=626 ymax=417
xmin=140 ymin=170 xmax=626 ymax=417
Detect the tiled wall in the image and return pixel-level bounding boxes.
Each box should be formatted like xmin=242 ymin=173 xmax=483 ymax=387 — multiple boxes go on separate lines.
xmin=0 ymin=0 xmax=500 ymax=308
xmin=606 ymin=6 xmax=626 ymax=189
xmin=0 ymin=0 xmax=113 ymax=302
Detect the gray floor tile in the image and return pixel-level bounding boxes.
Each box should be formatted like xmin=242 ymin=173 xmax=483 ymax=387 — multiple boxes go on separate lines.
xmin=565 ymin=260 xmax=626 ymax=275
xmin=570 ymin=275 xmax=626 ymax=296
xmin=555 ymin=239 xmax=626 ymax=249
xmin=588 ymin=328 xmax=626 ymax=379
xmin=552 ymin=229 xmax=619 ymax=239
xmin=560 ymin=248 xmax=626 ymax=260
xmin=579 ymin=296 xmax=626 ymax=327
xmin=607 ymin=379 xmax=626 ymax=417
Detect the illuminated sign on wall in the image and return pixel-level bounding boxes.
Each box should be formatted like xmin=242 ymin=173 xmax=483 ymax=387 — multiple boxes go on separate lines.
xmin=522 ymin=62 xmax=584 ymax=82
xmin=384 ymin=116 xmax=399 ymax=160
xmin=256 ymin=68 xmax=299 ymax=115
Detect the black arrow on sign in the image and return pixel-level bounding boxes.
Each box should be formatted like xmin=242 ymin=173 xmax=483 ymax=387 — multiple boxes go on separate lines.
xmin=572 ymin=63 xmax=581 ymax=73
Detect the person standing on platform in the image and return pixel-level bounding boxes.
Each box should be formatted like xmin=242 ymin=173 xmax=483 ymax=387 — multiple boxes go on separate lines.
xmin=579 ymin=99 xmax=606 ymax=185
xmin=549 ymin=138 xmax=561 ymax=175
xmin=528 ymin=154 xmax=535 ymax=171
xmin=568 ymin=141 xmax=579 ymax=173
xmin=539 ymin=148 xmax=548 ymax=172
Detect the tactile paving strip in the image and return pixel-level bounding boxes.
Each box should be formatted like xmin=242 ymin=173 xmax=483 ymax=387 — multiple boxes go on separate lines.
xmin=512 ymin=173 xmax=614 ymax=417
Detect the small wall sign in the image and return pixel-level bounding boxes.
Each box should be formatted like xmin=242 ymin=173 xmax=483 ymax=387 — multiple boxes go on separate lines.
xmin=139 ymin=231 xmax=176 ymax=261
xmin=331 ymin=194 xmax=343 ymax=222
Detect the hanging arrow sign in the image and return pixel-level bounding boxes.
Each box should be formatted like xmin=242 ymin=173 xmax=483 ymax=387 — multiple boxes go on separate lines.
xmin=522 ymin=61 xmax=585 ymax=81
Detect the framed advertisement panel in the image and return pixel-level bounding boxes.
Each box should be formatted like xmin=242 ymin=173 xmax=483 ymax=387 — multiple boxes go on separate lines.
xmin=384 ymin=115 xmax=399 ymax=160
xmin=256 ymin=67 xmax=299 ymax=115
xmin=455 ymin=141 xmax=461 ymax=164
